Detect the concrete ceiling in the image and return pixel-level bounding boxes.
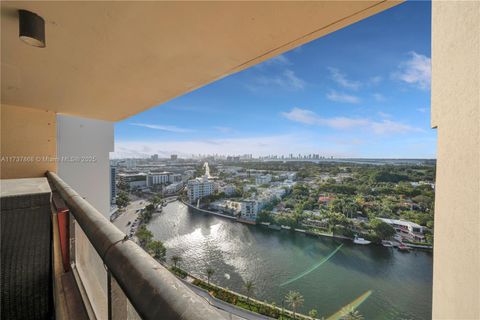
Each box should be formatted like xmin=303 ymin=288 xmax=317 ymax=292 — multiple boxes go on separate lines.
xmin=1 ymin=1 xmax=401 ymax=121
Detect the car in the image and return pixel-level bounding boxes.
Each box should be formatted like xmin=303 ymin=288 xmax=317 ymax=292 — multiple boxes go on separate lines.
xmin=126 ymin=221 xmax=131 ymax=226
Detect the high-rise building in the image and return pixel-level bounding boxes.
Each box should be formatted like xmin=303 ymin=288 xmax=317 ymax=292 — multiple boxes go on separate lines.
xmin=170 ymin=154 xmax=178 ymax=160
xmin=151 ymin=154 xmax=159 ymax=161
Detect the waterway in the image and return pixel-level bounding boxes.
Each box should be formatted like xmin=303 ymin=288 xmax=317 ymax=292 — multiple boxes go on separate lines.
xmin=148 ymin=201 xmax=432 ymax=320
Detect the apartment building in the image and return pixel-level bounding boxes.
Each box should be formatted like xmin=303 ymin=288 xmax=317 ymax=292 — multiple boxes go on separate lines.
xmin=187 ymin=176 xmax=215 ymax=203
xmin=147 ymin=171 xmax=172 ymax=186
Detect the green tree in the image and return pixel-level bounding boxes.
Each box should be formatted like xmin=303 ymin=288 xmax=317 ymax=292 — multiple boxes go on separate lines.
xmin=308 ymin=309 xmax=318 ymax=318
xmin=151 ymin=194 xmax=163 ymax=208
xmin=370 ymin=218 xmax=395 ymax=240
xmin=206 ymin=267 xmax=214 ymax=285
xmin=341 ymin=308 xmax=364 ymax=320
xmin=140 ymin=204 xmax=156 ymax=222
xmin=136 ymin=225 xmax=153 ymax=247
xmin=147 ymin=240 xmax=166 ymax=260
xmin=244 ymin=280 xmax=255 ymax=309
xmin=171 ymin=255 xmax=182 ymax=268
xmin=116 ymin=191 xmax=130 ymax=208
xmin=285 ymin=290 xmax=304 ymax=319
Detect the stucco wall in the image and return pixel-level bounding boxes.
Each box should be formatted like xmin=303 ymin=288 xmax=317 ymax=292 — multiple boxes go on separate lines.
xmin=57 ymin=114 xmax=114 ymax=319
xmin=0 ymin=104 xmax=56 ymax=179
xmin=431 ymin=1 xmax=479 ymax=319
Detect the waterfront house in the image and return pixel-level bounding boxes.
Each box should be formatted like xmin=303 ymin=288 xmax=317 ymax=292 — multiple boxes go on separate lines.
xmin=378 ymin=218 xmax=426 ymax=242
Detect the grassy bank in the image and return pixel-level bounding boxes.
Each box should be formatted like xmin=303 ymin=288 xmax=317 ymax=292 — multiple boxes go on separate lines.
xmin=191 ymin=277 xmax=315 ymax=320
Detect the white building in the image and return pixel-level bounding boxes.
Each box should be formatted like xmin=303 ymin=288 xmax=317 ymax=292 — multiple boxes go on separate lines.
xmin=147 ymin=172 xmax=172 ymax=186
xmin=255 ymin=174 xmax=272 ymax=185
xmin=147 ymin=172 xmax=182 ymax=186
xmin=163 ymin=182 xmax=184 ymax=194
xmin=187 ymin=176 xmax=215 ymax=203
xmin=378 ymin=218 xmax=426 ymax=242
xmin=224 ymin=200 xmax=258 ymax=221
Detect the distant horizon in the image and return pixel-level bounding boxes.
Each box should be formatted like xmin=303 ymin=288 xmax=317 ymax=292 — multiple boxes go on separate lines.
xmin=114 ymin=2 xmax=434 ymax=159
xmin=110 ymin=155 xmax=436 ymax=161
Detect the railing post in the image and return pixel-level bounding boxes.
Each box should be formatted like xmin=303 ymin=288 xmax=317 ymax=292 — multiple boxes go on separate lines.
xmin=52 ymin=193 xmax=71 ymax=272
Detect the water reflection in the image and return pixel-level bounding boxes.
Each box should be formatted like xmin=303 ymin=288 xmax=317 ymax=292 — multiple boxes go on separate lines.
xmin=147 ymin=201 xmax=432 ymax=320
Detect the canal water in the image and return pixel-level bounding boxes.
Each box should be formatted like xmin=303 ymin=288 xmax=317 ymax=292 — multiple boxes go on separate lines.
xmin=148 ymin=201 xmax=432 ymax=320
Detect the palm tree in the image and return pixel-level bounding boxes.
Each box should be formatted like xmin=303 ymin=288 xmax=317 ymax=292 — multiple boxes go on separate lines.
xmin=244 ymin=280 xmax=255 ymax=309
xmin=171 ymin=255 xmax=182 ymax=268
xmin=340 ymin=309 xmax=364 ymax=320
xmin=206 ymin=267 xmax=214 ymax=285
xmin=285 ymin=290 xmax=304 ymax=319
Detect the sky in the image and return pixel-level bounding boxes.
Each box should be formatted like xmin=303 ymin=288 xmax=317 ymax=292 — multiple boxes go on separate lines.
xmin=114 ymin=1 xmax=434 ymax=159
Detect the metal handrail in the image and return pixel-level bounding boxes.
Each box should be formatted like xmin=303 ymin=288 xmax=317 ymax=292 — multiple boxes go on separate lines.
xmin=46 ymin=171 xmax=225 ymax=320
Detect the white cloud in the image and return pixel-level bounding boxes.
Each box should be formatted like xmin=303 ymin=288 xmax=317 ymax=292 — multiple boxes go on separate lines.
xmin=264 ymin=54 xmax=291 ymax=65
xmin=370 ymin=119 xmax=422 ymax=135
xmin=328 ymin=67 xmax=361 ymax=90
xmin=373 ymin=93 xmax=386 ymax=102
xmin=326 ymin=90 xmax=361 ymax=104
xmin=281 ymin=107 xmax=422 ymax=135
xmin=283 ymin=70 xmax=306 ymax=90
xmin=214 ymin=126 xmax=234 ymax=134
xmin=393 ymin=51 xmax=431 ymax=90
xmin=130 ymin=123 xmax=194 ymax=133
xmin=280 ymin=108 xmax=318 ymax=125
xmin=378 ymin=111 xmax=391 ymax=118
xmin=417 ymin=107 xmax=427 ymax=113
xmin=369 ymin=76 xmax=383 ymax=85
xmin=249 ymin=69 xmax=306 ymax=91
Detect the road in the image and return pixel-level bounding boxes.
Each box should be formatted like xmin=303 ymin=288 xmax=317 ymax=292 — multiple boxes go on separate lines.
xmin=113 ymin=199 xmax=146 ymax=233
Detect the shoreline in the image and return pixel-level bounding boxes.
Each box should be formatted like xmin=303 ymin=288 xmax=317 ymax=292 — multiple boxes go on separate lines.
xmin=180 ymin=199 xmax=432 ymax=251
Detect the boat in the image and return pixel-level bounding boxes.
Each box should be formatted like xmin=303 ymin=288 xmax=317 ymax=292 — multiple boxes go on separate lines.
xmin=353 ymin=235 xmax=371 ymax=245
xmin=382 ymin=240 xmax=394 ymax=247
xmin=398 ymin=243 xmax=411 ymax=251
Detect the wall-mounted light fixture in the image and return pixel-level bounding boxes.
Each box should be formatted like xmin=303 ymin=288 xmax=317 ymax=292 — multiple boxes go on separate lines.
xmin=19 ymin=9 xmax=45 ymax=48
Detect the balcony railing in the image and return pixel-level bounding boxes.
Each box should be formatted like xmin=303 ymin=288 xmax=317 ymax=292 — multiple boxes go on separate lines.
xmin=46 ymin=171 xmax=225 ymax=319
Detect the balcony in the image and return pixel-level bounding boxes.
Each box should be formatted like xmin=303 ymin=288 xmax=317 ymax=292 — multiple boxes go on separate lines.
xmin=1 ymin=1 xmax=479 ymax=319
xmin=1 ymin=173 xmax=226 ymax=319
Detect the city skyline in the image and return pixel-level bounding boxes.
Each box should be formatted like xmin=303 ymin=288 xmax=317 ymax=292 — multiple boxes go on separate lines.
xmin=114 ymin=1 xmax=434 ymax=159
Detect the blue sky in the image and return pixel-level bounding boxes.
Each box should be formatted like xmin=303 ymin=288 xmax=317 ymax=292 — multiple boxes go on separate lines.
xmin=114 ymin=1 xmax=434 ymax=159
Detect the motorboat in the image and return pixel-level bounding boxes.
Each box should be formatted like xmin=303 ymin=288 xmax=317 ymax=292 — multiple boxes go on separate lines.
xmin=382 ymin=240 xmax=394 ymax=247
xmin=353 ymin=235 xmax=371 ymax=245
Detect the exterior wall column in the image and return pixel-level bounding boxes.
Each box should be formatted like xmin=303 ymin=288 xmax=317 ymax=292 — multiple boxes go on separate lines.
xmin=431 ymin=1 xmax=480 ymax=318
